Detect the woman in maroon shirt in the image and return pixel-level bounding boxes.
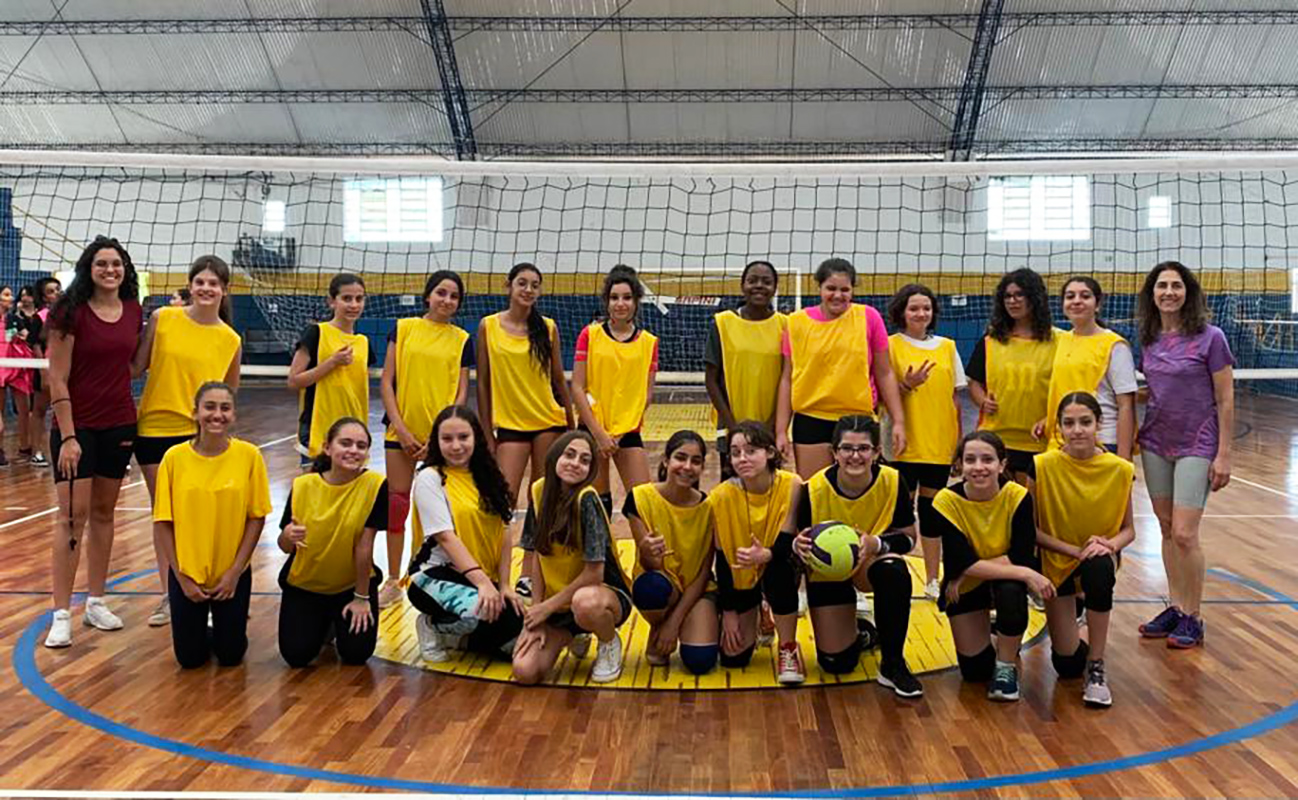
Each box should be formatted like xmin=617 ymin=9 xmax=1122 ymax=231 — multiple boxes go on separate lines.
xmin=44 ymin=236 xmax=143 ymax=649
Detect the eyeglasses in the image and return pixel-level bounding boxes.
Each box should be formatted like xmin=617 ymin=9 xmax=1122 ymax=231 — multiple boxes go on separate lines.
xmin=1004 ymin=291 xmax=1026 ymax=301
xmin=835 ymin=444 xmax=875 ymax=456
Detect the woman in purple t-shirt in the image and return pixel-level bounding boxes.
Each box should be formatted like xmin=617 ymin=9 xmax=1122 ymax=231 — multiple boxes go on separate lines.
xmin=1134 ymin=261 xmax=1234 ymax=650
xmin=43 ymin=236 xmax=143 ymax=650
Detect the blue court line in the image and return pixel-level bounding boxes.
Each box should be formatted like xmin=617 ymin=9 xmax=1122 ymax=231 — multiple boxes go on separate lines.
xmin=14 ymin=573 xmax=1298 ymax=796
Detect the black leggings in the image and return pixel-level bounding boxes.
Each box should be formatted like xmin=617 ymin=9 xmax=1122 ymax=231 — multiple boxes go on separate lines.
xmin=816 ymin=557 xmax=912 ymax=674
xmin=944 ymin=579 xmax=1029 ymax=638
xmin=168 ymin=568 xmax=252 ymax=669
xmin=278 ymin=562 xmax=382 ymax=668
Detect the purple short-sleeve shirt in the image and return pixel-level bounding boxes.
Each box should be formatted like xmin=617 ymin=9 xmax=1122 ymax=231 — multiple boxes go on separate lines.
xmin=1137 ymin=325 xmax=1234 ymax=459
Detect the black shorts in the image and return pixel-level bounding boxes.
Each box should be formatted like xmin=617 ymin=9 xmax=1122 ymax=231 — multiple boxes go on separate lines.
xmin=496 ymin=425 xmax=567 ymax=444
xmin=134 ymin=434 xmax=192 ymax=466
xmin=578 ymin=426 xmax=644 ymax=450
xmin=943 ymin=579 xmax=1015 ymax=617
xmin=893 ymin=461 xmax=951 ymax=492
xmin=50 ymin=424 xmax=136 ymax=483
xmin=1006 ymin=449 xmax=1038 ymax=478
xmin=791 ymin=413 xmax=839 ymax=446
xmin=549 ymin=585 xmax=633 ymax=636
xmin=806 ymin=578 xmax=857 ymax=609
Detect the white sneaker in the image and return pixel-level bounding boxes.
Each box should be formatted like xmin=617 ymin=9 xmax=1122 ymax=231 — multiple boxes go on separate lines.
xmin=147 ymin=597 xmax=170 ymax=627
xmin=855 ymin=591 xmax=873 ymax=620
xmin=415 ymin=614 xmax=451 ymax=663
xmin=377 ymin=579 xmax=403 ymax=609
xmin=569 ymin=632 xmax=593 ymax=659
xmin=83 ymin=598 xmax=123 ymax=631
xmin=925 ymin=579 xmax=941 ymax=601
xmin=590 ymin=635 xmax=623 ymax=683
xmin=44 ymin=609 xmax=72 ymax=648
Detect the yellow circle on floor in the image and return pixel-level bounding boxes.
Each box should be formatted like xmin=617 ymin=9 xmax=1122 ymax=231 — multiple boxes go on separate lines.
xmin=373 ymin=541 xmax=1047 ymax=689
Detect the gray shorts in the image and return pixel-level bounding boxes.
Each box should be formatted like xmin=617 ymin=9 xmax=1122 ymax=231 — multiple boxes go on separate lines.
xmin=1141 ymin=451 xmax=1211 ymax=510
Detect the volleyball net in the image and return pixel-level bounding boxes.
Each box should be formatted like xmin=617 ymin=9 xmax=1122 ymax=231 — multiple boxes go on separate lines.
xmin=0 ymin=150 xmax=1295 ymax=429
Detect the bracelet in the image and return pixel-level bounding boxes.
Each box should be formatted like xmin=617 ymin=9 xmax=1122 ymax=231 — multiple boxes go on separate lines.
xmin=61 ymin=434 xmax=76 ymax=444
xmin=353 ymin=592 xmax=370 ymax=602
xmin=462 ymin=566 xmax=484 ymax=577
xmin=51 ymin=398 xmax=70 ymax=407
xmin=875 ymin=536 xmax=891 ymax=557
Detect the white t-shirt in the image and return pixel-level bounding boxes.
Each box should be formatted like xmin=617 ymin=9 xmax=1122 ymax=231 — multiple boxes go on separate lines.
xmin=411 ymin=467 xmax=456 ymax=570
xmin=1096 ymin=340 xmax=1138 ymax=446
xmin=898 ymin=333 xmax=969 ymax=390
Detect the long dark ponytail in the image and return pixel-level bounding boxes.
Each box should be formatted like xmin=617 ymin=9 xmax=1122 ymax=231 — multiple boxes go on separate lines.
xmin=423 ymin=405 xmax=514 ymax=523
xmin=507 ymin=262 xmax=552 ymax=372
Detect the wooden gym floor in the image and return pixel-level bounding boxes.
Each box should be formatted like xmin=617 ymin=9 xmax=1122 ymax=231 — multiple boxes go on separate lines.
xmin=2 ymin=388 xmax=1298 ymax=797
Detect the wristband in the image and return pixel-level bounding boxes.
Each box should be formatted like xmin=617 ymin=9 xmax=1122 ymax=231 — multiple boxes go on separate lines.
xmin=875 ymin=536 xmax=890 ymax=556
xmin=463 ymin=566 xmax=485 ymax=578
xmin=61 ymin=434 xmax=76 ymax=444
xmin=353 ymin=592 xmax=370 ymax=602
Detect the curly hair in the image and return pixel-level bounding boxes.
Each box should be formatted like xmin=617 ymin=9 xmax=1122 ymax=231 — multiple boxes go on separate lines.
xmin=1136 ymin=260 xmax=1208 ymax=347
xmin=49 ymin=236 xmax=140 ymax=336
xmin=986 ymin=268 xmax=1052 ymax=343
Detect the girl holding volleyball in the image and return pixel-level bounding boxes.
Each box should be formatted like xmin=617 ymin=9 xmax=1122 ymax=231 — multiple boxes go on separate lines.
xmin=625 ymin=430 xmax=718 ymax=674
xmin=885 ymin=283 xmax=965 ymax=600
xmin=408 ymin=405 xmax=523 ymax=662
xmin=277 ymin=417 xmax=386 ymax=667
xmin=477 ymin=263 xmax=575 ymax=504
xmin=788 ymin=415 xmax=921 ymax=696
xmin=1033 ymin=391 xmax=1135 ymax=707
xmin=132 ymin=255 xmax=242 ymax=627
xmin=571 ymin=265 xmax=657 ymax=515
xmin=512 ymin=431 xmax=630 ymax=685
xmin=1038 ymin=277 xmax=1137 ymax=459
xmin=932 ymin=431 xmax=1053 ymax=702
xmin=776 ymin=258 xmax=906 ymax=479
xmin=153 ymin=382 xmax=271 ymax=668
xmin=288 ymin=273 xmax=372 ymax=462
xmin=380 ymin=270 xmax=472 ymax=610
xmin=966 ymin=268 xmax=1058 ymax=484
xmin=709 ymin=420 xmax=805 ymax=684
xmin=704 ymin=260 xmax=785 ymax=476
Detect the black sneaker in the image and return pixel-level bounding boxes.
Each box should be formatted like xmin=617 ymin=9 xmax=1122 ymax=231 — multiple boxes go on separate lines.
xmin=878 ymin=660 xmax=923 ymax=698
xmin=0 ymin=449 xmax=7 ymax=467
xmin=856 ymin=617 xmax=878 ymax=650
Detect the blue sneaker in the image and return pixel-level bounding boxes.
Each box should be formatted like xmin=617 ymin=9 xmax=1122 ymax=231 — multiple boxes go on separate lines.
xmin=1167 ymin=613 xmax=1204 ymax=649
xmin=1138 ymin=605 xmax=1183 ymax=638
xmin=987 ymin=663 xmax=1020 ymax=702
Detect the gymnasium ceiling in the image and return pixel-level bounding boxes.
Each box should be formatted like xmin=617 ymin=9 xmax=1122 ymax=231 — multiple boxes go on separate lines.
xmin=0 ymin=0 xmax=1296 ymax=161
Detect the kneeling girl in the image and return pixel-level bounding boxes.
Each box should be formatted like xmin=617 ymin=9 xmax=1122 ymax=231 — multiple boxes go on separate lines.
xmin=625 ymin=430 xmax=718 ymax=674
xmin=932 ymin=431 xmax=1053 ymax=702
xmin=1033 ymin=391 xmax=1135 ymax=708
xmin=409 ymin=405 xmax=523 ymax=662
xmin=277 ymin=416 xmax=386 ymax=667
xmin=512 ymin=431 xmax=631 ymax=685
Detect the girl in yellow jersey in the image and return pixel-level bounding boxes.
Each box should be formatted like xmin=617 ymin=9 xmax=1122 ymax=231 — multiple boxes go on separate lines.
xmin=408 ymin=406 xmax=523 ymax=662
xmin=512 ymin=431 xmax=631 ymax=685
xmin=704 ymin=261 xmax=786 ymax=478
xmin=132 ymin=255 xmax=242 ymax=628
xmin=571 ymin=265 xmax=657 ymax=516
xmin=625 ymin=431 xmax=717 ymax=674
xmin=1033 ymin=392 xmax=1135 ymax=708
xmin=477 ymin=263 xmax=575 ymax=506
xmin=277 ymin=417 xmax=386 ymax=667
xmin=378 ymin=270 xmax=472 ymax=608
xmin=154 ymin=382 xmax=271 ymax=668
xmin=776 ymin=258 xmax=906 ymax=479
xmin=709 ymin=421 xmax=805 ymax=684
xmin=967 ymin=268 xmax=1059 ymax=484
xmin=885 ymin=283 xmax=965 ymax=601
xmin=789 ymin=416 xmax=921 ymax=696
xmin=287 ymin=273 xmax=372 ymax=465
xmin=1037 ymin=277 xmax=1138 ymax=459
xmin=933 ymin=431 xmax=1054 ymax=703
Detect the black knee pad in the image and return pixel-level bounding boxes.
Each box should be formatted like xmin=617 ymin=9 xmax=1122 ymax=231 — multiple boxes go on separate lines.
xmin=1051 ymin=641 xmax=1090 ymax=679
xmin=599 ymin=492 xmax=614 ymax=518
xmin=679 ymin=643 xmax=719 ymax=675
xmin=631 ymin=571 xmax=673 ymax=611
xmin=762 ymin=558 xmax=799 ymax=616
xmin=866 ymin=557 xmax=910 ymax=600
xmin=916 ymin=494 xmax=939 ymax=538
xmin=957 ymin=644 xmax=996 ymax=683
xmin=816 ymin=641 xmax=862 ymax=675
xmin=1079 ymin=556 xmax=1115 ymax=613
xmin=719 ymin=644 xmax=756 ymax=669
xmin=992 ymin=581 xmax=1028 ymax=637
